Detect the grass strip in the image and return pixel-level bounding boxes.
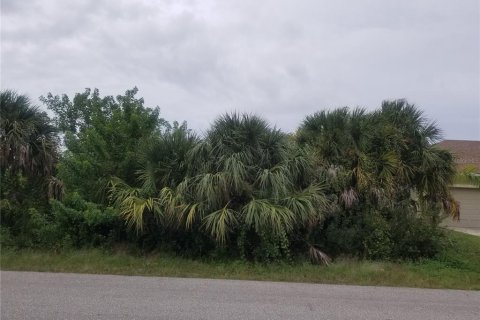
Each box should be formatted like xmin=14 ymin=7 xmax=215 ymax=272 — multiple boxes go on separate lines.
xmin=2 ymin=231 xmax=479 ymax=290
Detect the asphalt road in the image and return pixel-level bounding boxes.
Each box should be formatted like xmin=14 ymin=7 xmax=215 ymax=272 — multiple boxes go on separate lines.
xmin=1 ymin=271 xmax=479 ymax=320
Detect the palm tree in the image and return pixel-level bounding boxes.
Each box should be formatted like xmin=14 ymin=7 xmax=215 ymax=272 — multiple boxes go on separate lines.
xmin=110 ymin=113 xmax=329 ymax=261
xmin=109 ymin=123 xmax=198 ymax=231
xmin=297 ymin=107 xmax=380 ymax=207
xmin=1 ymin=90 xmax=63 ymax=243
xmin=375 ymin=100 xmax=457 ymax=220
xmin=169 ymin=114 xmax=328 ymax=253
xmin=1 ymin=90 xmax=59 ymax=177
xmin=297 ymin=99 xmax=457 ymax=221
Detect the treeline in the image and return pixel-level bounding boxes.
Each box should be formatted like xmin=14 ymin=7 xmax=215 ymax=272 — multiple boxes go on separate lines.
xmin=0 ymin=88 xmax=458 ymax=262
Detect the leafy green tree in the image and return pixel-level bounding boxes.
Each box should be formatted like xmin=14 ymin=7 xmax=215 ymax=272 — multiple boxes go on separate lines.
xmin=41 ymin=87 xmax=167 ymax=202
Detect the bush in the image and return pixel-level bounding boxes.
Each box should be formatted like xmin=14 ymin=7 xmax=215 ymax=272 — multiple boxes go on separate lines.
xmin=362 ymin=210 xmax=393 ymax=259
xmin=388 ymin=209 xmax=445 ymax=260
xmin=129 ymin=223 xmax=216 ymax=257
xmin=0 ymin=172 xmax=53 ymax=248
xmin=50 ymin=193 xmax=124 ymax=248
xmin=313 ymin=205 xmax=445 ymax=261
xmin=313 ymin=210 xmax=364 ymax=258
xmin=0 ymin=226 xmax=14 ymax=247
xmin=0 ymin=205 xmax=60 ymax=249
xmin=237 ymin=227 xmax=291 ymax=262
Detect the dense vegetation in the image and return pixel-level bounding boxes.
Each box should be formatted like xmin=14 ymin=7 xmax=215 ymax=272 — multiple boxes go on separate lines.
xmin=1 ymin=88 xmax=459 ymax=263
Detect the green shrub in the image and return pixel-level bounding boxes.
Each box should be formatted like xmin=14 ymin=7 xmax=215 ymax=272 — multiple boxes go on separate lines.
xmin=0 ymin=206 xmax=60 ymax=249
xmin=50 ymin=193 xmax=124 ymax=248
xmin=27 ymin=208 xmax=63 ymax=248
xmin=388 ymin=209 xmax=445 ymax=260
xmin=313 ymin=205 xmax=445 ymax=261
xmin=0 ymin=226 xmax=14 ymax=247
xmin=362 ymin=210 xmax=393 ymax=259
xmin=237 ymin=227 xmax=291 ymax=262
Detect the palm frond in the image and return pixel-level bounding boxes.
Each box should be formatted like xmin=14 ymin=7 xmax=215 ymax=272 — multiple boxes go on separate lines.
xmin=340 ymin=188 xmax=358 ymax=208
xmin=109 ymin=177 xmax=160 ymax=232
xmin=308 ymin=245 xmax=332 ymax=266
xmin=442 ymin=194 xmax=460 ymax=221
xmin=47 ymin=176 xmax=65 ymax=200
xmin=254 ymin=166 xmax=291 ymax=200
xmin=243 ymin=199 xmax=295 ymax=235
xmin=223 ymin=152 xmax=248 ymax=192
xmin=281 ymin=184 xmax=328 ymax=225
xmin=202 ymin=205 xmax=238 ymax=244
xmin=196 ymin=172 xmax=229 ymax=208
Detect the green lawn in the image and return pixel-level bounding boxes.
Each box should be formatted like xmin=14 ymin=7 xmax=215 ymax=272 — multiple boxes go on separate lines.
xmin=1 ymin=230 xmax=479 ymax=290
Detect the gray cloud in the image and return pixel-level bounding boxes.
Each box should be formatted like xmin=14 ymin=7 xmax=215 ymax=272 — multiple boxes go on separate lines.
xmin=2 ymin=0 xmax=479 ymax=138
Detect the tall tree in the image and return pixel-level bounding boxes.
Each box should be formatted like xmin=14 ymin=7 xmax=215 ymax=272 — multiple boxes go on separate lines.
xmin=41 ymin=87 xmax=167 ymax=202
xmin=1 ymin=90 xmax=62 ymax=244
xmin=1 ymin=90 xmax=58 ymax=178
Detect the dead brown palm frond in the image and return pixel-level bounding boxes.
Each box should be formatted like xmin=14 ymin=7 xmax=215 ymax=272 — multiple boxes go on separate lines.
xmin=442 ymin=195 xmax=460 ymax=221
xmin=340 ymin=188 xmax=358 ymax=208
xmin=47 ymin=176 xmax=65 ymax=200
xmin=308 ymin=245 xmax=331 ymax=266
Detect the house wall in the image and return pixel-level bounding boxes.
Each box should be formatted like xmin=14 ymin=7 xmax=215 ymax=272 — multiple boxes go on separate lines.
xmin=443 ymin=185 xmax=480 ymax=230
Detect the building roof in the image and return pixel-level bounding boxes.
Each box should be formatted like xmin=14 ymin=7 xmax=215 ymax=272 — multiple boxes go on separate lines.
xmin=436 ymin=140 xmax=480 ymax=172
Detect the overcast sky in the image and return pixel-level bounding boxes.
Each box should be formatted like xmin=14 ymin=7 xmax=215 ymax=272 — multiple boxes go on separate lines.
xmin=2 ymin=0 xmax=479 ymax=139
